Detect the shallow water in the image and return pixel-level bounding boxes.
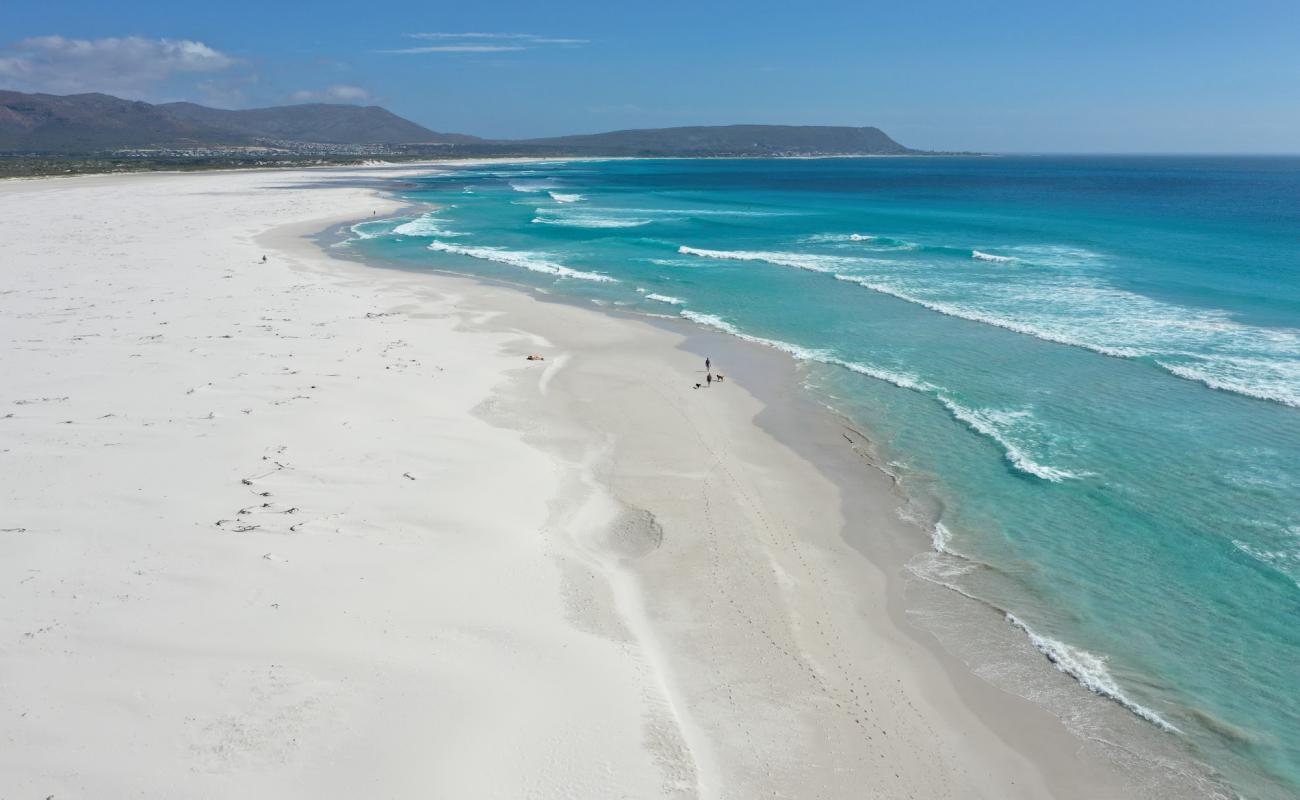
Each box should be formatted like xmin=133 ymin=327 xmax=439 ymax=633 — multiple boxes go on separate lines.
xmin=346 ymin=156 xmax=1300 ymax=798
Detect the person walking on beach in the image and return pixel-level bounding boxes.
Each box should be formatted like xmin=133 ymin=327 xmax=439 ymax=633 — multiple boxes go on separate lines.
xmin=705 ymin=357 xmax=711 ymax=372
xmin=707 ymin=372 xmax=713 ymax=388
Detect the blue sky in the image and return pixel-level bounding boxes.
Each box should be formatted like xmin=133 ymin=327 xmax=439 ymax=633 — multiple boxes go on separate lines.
xmin=4 ymin=0 xmax=1299 ymax=152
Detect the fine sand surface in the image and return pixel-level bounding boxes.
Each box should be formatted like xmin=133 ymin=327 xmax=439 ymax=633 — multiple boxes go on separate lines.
xmin=1 ymin=165 xmax=1140 ymax=798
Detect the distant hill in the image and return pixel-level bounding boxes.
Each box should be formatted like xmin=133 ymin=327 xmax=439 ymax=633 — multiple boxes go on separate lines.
xmin=0 ymin=90 xmax=920 ymax=157
xmin=0 ymin=91 xmax=475 ymax=152
xmin=0 ymin=92 xmax=219 ymax=152
xmin=158 ymin=102 xmax=479 ymax=146
xmin=515 ymin=124 xmax=915 ymax=156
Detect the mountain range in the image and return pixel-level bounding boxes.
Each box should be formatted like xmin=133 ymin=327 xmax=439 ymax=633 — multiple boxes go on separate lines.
xmin=0 ymin=90 xmax=917 ymax=156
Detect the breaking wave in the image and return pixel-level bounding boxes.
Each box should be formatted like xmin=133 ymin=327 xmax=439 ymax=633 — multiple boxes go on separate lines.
xmin=1155 ymin=357 xmax=1300 ymax=410
xmin=680 ymin=310 xmax=831 ymax=361
xmin=804 ymin=233 xmax=919 ymax=250
xmin=392 ymin=215 xmax=463 ymax=238
xmin=533 ymin=214 xmax=652 ymax=229
xmin=426 ymin=241 xmax=617 ymax=282
xmin=1006 ymin=613 xmax=1181 ymax=733
xmin=645 ymin=293 xmax=684 ymax=305
xmin=675 ymin=244 xmax=1299 ymax=409
xmin=678 ymin=245 xmax=840 ymax=273
xmin=935 ymin=397 xmax=1085 ymax=482
xmin=344 ymin=219 xmax=399 ymax=242
xmin=678 ymin=303 xmax=1085 ymax=482
xmin=509 ymin=180 xmax=558 ymax=193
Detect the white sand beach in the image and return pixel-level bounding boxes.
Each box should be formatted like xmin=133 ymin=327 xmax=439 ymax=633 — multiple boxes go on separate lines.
xmin=1 ymin=165 xmax=1140 ymax=798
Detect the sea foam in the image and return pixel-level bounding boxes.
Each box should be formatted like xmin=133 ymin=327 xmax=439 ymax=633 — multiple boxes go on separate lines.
xmin=427 ymin=241 xmax=617 ymax=282
xmin=509 ymin=180 xmax=557 ymax=193
xmin=935 ymin=397 xmax=1085 ymax=482
xmin=972 ymin=250 xmax=1017 ymax=263
xmin=533 ymin=214 xmax=651 ymax=229
xmin=678 ymin=312 xmax=938 ymax=396
xmin=346 ymin=220 xmax=398 ymax=241
xmin=645 ymin=293 xmax=684 ymax=305
xmin=829 ymin=274 xmax=1300 ymax=409
xmin=679 ymin=311 xmax=830 ymax=361
xmin=678 ymin=245 xmax=839 ymax=273
xmin=1006 ymin=613 xmax=1181 ymax=733
xmin=391 ymin=215 xmax=463 ymax=238
xmin=804 ymin=233 xmax=919 ymax=250
xmin=931 ymin=522 xmax=954 ymax=553
xmin=679 ymin=304 xmax=1085 ymax=483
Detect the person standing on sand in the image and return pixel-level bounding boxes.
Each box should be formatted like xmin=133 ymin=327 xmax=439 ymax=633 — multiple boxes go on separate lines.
xmin=705 ymin=357 xmax=711 ymax=372
xmin=707 ymin=372 xmax=713 ymax=387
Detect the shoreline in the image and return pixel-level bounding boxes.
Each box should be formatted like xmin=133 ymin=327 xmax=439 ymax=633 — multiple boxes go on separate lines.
xmin=328 ymin=164 xmax=1236 ymax=797
xmin=0 ymin=163 xmax=1222 ymax=797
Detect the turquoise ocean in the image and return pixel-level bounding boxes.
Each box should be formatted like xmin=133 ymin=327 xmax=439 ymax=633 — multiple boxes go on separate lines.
xmin=343 ymin=157 xmax=1300 ymax=797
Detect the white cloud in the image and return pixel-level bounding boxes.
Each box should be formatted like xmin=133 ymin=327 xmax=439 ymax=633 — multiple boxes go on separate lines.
xmin=384 ymin=32 xmax=588 ymax=54
xmin=0 ymin=35 xmax=237 ymax=98
xmin=407 ymin=33 xmax=589 ymax=44
xmin=383 ymin=45 xmax=526 ymax=54
xmin=289 ymin=84 xmax=374 ymax=104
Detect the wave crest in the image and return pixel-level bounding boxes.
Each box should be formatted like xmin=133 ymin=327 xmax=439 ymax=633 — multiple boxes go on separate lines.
xmin=509 ymin=180 xmax=557 ymax=193
xmin=533 ymin=214 xmax=651 ymax=229
xmin=936 ymin=397 xmax=1084 ymax=482
xmin=678 ymin=308 xmax=1075 ymax=481
xmin=426 ymin=241 xmax=617 ymax=282
xmin=1006 ymin=613 xmax=1180 ymax=733
xmin=392 ymin=214 xmax=463 ymax=238
xmin=678 ymin=245 xmax=838 ymax=273
xmin=645 ymin=293 xmax=684 ymax=305
xmin=684 ymin=243 xmax=1299 ymax=409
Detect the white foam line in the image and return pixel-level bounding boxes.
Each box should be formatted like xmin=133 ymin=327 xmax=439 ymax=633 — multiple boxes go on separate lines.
xmin=645 ymin=293 xmax=684 ymax=305
xmin=1156 ymin=360 xmax=1300 ymax=410
xmin=936 ymin=397 xmax=1083 ymax=483
xmin=803 ymin=233 xmax=918 ymax=250
xmin=392 ymin=215 xmax=464 ymax=238
xmin=597 ymin=207 xmax=794 ymax=217
xmin=678 ymin=245 xmax=837 ymax=273
xmin=680 ymin=246 xmax=1300 ymax=410
xmin=678 ymin=308 xmax=1080 ymax=483
xmin=347 ymin=218 xmax=402 ymax=239
xmin=829 ymin=358 xmax=937 ymax=394
xmin=679 ymin=310 xmax=829 ymax=360
xmin=427 ymin=241 xmax=617 ymax=283
xmin=1005 ymin=613 xmax=1181 ymax=733
xmin=829 ymin=274 xmax=1145 ymax=357
xmin=533 ymin=215 xmax=650 ymax=229
xmin=972 ymin=250 xmax=1016 ymax=263
xmin=833 ymin=275 xmax=1300 ymax=408
xmin=678 ymin=243 xmax=1299 ymax=409
xmin=932 ymin=522 xmax=953 ymax=553
xmin=509 ymin=180 xmax=556 ymax=193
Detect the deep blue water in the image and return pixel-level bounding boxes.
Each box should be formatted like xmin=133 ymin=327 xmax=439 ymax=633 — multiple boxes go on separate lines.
xmin=345 ymin=156 xmax=1300 ymax=797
